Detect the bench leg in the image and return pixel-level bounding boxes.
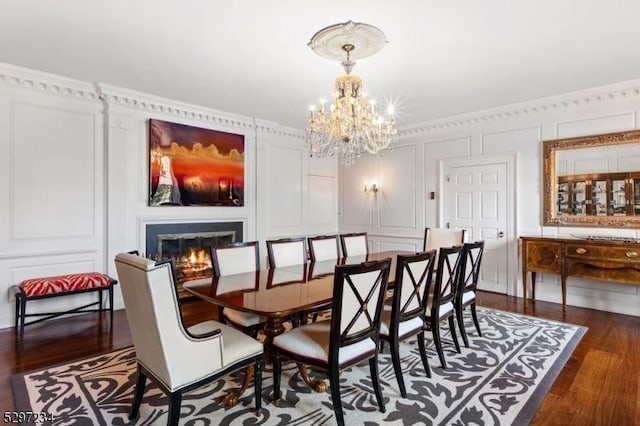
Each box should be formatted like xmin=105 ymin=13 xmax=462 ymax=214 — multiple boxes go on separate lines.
xmin=108 ymin=284 xmax=114 ymax=323
xmin=15 ymin=293 xmax=26 ymax=340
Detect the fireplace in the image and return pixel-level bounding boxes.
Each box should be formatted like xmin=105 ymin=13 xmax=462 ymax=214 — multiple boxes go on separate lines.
xmin=145 ymin=221 xmax=243 ymax=299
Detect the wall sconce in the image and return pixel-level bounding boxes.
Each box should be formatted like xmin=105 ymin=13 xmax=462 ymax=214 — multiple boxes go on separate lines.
xmin=364 ymin=181 xmax=379 ymax=196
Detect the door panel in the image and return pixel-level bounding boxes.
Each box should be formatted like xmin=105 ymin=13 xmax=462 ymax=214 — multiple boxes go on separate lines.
xmin=445 ymin=162 xmax=509 ymax=294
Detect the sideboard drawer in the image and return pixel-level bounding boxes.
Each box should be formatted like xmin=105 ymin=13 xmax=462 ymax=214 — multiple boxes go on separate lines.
xmin=566 ymin=244 xmax=640 ymax=264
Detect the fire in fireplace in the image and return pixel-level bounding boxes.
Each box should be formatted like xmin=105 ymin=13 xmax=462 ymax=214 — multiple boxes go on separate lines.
xmin=145 ymin=222 xmax=243 ymax=299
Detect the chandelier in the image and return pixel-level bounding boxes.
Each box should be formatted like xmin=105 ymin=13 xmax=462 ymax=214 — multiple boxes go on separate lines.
xmin=305 ymin=21 xmax=397 ymax=166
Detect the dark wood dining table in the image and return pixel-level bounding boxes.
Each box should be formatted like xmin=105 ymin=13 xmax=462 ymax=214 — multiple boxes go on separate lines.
xmin=182 ymin=250 xmax=411 ymax=360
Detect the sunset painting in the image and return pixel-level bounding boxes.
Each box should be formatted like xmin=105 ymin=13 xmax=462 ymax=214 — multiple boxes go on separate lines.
xmin=149 ymin=119 xmax=245 ymax=206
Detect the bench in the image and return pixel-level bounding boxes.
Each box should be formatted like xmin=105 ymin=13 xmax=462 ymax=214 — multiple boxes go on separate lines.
xmin=11 ymin=272 xmax=118 ymax=339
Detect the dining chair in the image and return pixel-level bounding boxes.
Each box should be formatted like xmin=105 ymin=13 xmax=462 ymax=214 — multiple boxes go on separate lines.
xmin=379 ymin=250 xmax=437 ymax=397
xmin=211 ymin=241 xmax=266 ymax=337
xmin=272 ymin=258 xmax=391 ymax=426
xmin=114 ymin=252 xmax=263 ymax=426
xmin=455 ymin=241 xmax=485 ymax=347
xmin=266 ymin=237 xmax=307 ymax=268
xmin=307 ymin=235 xmax=340 ymax=262
xmin=423 ymin=227 xmax=466 ymax=258
xmin=266 ymin=237 xmax=309 ymax=327
xmin=306 ymin=235 xmax=340 ymax=322
xmin=340 ymin=232 xmax=369 ymax=257
xmin=425 ymin=245 xmax=464 ymax=368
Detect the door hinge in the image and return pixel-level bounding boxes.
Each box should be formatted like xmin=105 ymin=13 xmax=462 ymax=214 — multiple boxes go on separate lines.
xmin=445 ymin=222 xmax=450 ymax=229
xmin=446 ymin=175 xmax=450 ymax=182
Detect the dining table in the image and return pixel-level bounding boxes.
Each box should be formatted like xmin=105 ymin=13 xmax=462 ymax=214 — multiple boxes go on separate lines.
xmin=182 ymin=250 xmax=411 ymax=361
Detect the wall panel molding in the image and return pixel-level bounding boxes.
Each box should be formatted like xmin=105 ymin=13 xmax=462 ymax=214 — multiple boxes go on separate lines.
xmin=555 ymin=111 xmax=636 ymax=138
xmin=379 ymin=144 xmax=417 ymax=230
xmin=0 ymin=248 xmax=98 ymax=260
xmin=267 ymin=144 xmax=303 ymax=230
xmin=9 ymin=102 xmax=98 ymax=240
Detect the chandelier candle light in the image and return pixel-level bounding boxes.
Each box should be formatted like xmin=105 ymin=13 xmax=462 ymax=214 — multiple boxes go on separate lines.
xmin=305 ymin=21 xmax=397 ymax=166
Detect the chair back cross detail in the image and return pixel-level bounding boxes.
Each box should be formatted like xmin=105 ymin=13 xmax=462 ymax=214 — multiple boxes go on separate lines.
xmin=435 ymin=247 xmax=462 ymax=305
xmin=460 ymin=242 xmax=484 ymax=292
xmin=335 ymin=266 xmax=389 ymax=346
xmin=396 ymin=254 xmax=435 ymax=322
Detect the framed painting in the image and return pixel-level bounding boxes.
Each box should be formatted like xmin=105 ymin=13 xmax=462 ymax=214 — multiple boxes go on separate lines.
xmin=149 ymin=119 xmax=245 ymax=206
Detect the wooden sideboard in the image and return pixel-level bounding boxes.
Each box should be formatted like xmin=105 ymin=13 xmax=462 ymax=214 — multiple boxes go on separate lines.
xmin=520 ymin=236 xmax=640 ymax=311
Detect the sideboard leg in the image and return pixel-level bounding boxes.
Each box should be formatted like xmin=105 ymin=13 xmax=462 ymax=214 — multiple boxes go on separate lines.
xmin=561 ymin=274 xmax=567 ymax=312
xmin=531 ymin=272 xmax=537 ymax=301
xmin=522 ymin=268 xmax=528 ymax=305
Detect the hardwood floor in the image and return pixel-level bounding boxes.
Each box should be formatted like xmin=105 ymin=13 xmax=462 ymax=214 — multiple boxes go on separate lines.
xmin=2 ymin=293 xmax=639 ymax=425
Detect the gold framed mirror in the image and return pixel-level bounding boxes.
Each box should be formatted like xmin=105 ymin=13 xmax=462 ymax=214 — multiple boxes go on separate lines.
xmin=543 ymin=129 xmax=640 ymax=228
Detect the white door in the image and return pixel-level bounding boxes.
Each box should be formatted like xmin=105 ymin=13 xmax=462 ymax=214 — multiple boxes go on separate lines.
xmin=441 ymin=157 xmax=514 ymax=294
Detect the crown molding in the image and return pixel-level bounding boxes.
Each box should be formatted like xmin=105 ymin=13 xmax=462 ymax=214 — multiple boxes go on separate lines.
xmin=0 ymin=62 xmax=100 ymax=101
xmin=0 ymin=62 xmax=311 ymax=140
xmin=97 ymin=83 xmax=303 ymax=139
xmin=399 ymin=79 xmax=640 ymax=138
xmin=253 ymin=118 xmax=304 ymax=139
xmin=97 ymin=83 xmax=254 ymax=129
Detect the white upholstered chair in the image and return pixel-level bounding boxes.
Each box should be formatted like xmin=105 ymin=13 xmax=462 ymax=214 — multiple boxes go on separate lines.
xmin=307 ymin=235 xmax=340 ymax=262
xmin=379 ymin=250 xmax=437 ymax=397
xmin=265 ymin=237 xmax=309 ymax=327
xmin=114 ymin=252 xmax=263 ymax=426
xmin=306 ymin=235 xmax=341 ymax=322
xmin=211 ymin=241 xmax=266 ymax=337
xmin=272 ymin=259 xmax=391 ymax=426
xmin=423 ymin=228 xmax=466 ymax=258
xmin=455 ymin=241 xmax=485 ymax=347
xmin=266 ymin=237 xmax=307 ymax=268
xmin=339 ymin=232 xmax=368 ymax=257
xmin=425 ymin=245 xmax=464 ymax=368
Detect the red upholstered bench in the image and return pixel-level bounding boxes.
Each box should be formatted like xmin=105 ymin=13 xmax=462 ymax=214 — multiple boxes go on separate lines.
xmin=11 ymin=272 xmax=118 ymax=339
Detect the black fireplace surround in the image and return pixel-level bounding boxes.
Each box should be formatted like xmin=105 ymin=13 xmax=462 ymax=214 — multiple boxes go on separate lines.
xmin=146 ymin=222 xmax=243 ymax=259
xmin=145 ymin=221 xmax=243 ymax=298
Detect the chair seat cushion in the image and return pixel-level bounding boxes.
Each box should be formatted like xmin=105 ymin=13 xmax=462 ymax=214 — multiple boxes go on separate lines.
xmin=272 ymin=320 xmax=376 ymax=366
xmin=425 ymin=301 xmax=454 ymax=320
xmin=187 ymin=320 xmax=263 ymax=365
xmin=19 ymin=273 xmax=112 ymax=297
xmin=461 ymin=290 xmax=476 ymax=305
xmin=379 ymin=305 xmax=424 ymax=338
xmin=223 ymin=308 xmax=266 ymax=327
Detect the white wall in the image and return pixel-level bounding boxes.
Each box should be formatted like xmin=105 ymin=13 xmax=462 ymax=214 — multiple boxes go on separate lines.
xmin=0 ymin=63 xmax=338 ymax=329
xmin=340 ymin=78 xmax=640 ymax=316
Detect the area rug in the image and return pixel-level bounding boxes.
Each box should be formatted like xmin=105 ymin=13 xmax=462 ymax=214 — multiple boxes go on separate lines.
xmin=12 ymin=308 xmax=586 ymax=425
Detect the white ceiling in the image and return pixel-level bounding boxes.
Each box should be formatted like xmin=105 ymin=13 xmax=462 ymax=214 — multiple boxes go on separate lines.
xmin=2 ymin=0 xmax=640 ymax=130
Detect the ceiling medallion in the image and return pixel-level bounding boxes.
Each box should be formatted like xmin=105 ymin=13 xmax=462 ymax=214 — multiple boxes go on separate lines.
xmin=305 ymin=21 xmax=397 ymax=167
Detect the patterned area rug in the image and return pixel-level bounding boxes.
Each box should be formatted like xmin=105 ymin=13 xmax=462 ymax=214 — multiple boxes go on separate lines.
xmin=12 ymin=309 xmax=585 ymax=425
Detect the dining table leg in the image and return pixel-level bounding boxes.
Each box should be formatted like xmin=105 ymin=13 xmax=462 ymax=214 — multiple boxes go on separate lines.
xmin=222 ymin=365 xmax=254 ymax=407
xmin=296 ymin=362 xmax=327 ymax=392
xmin=262 ymin=317 xmax=286 ymax=364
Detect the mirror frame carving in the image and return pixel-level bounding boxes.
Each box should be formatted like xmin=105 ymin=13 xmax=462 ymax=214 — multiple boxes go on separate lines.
xmin=543 ymin=129 xmax=640 ymax=228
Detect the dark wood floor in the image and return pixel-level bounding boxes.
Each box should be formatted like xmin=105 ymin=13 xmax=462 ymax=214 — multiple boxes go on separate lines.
xmin=2 ymin=292 xmax=640 ymax=424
